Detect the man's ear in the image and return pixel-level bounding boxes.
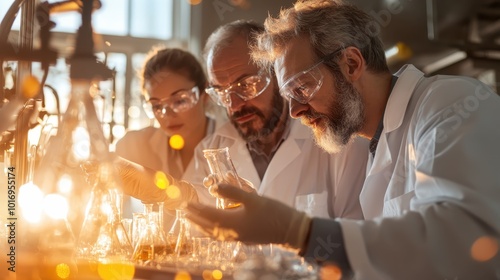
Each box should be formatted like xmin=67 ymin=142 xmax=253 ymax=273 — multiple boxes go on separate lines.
xmin=340 ymin=46 xmax=365 ymax=82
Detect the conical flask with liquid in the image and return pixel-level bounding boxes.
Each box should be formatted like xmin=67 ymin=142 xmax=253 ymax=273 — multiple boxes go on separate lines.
xmin=132 ymin=203 xmax=168 ymax=262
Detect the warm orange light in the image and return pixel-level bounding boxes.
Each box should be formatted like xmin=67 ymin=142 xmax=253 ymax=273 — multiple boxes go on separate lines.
xmin=155 ymin=171 xmax=170 ymax=190
xmin=174 ymin=270 xmax=192 ymax=280
xmin=471 ymin=236 xmax=499 ymax=262
xmin=166 ymin=185 xmax=181 ymax=199
xmin=187 ymin=0 xmax=202 ymax=5
xmin=212 ymin=269 xmax=223 ymax=280
xmin=97 ymin=260 xmax=135 ymax=280
xmin=55 ymin=263 xmax=71 ymax=279
xmin=320 ymin=264 xmax=342 ymax=280
xmin=22 ymin=75 xmax=41 ymax=98
xmin=169 ymin=134 xmax=185 ymax=150
xmin=202 ymin=270 xmax=213 ymax=280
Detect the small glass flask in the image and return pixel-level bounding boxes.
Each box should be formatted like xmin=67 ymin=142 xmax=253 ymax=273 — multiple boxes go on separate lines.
xmin=168 ymin=209 xmax=193 ymax=258
xmin=203 ymin=147 xmax=244 ymax=209
xmin=132 ymin=204 xmax=168 ymax=262
xmin=76 ymin=164 xmax=132 ymax=259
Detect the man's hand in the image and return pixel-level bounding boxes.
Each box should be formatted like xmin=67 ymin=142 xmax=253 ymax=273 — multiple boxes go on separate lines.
xmin=185 ymin=184 xmax=311 ymax=250
xmin=202 ymin=173 xmax=256 ymax=198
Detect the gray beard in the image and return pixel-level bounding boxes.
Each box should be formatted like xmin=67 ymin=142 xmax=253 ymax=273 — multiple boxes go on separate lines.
xmin=307 ymin=72 xmax=364 ymax=154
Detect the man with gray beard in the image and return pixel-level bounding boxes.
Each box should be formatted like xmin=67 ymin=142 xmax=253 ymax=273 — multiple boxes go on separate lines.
xmin=186 ymin=1 xmax=500 ymax=280
xmin=183 ymin=20 xmax=370 ymax=219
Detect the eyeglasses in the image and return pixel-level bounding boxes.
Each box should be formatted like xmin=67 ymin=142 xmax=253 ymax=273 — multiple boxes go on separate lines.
xmin=279 ymin=48 xmax=343 ymax=104
xmin=205 ymin=72 xmax=271 ymax=107
xmin=145 ymin=86 xmax=200 ymax=118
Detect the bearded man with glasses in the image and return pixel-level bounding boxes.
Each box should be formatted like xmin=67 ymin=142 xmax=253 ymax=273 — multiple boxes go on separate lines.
xmin=186 ymin=1 xmax=500 ymax=279
xmin=182 ymin=20 xmax=370 ymax=219
xmin=109 ymin=21 xmax=368 ymax=221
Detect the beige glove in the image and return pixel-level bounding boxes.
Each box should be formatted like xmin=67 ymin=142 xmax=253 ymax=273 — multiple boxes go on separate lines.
xmin=186 ymin=184 xmax=311 ymax=250
xmin=202 ymin=173 xmax=256 ymax=198
xmin=82 ymin=156 xmax=198 ymax=209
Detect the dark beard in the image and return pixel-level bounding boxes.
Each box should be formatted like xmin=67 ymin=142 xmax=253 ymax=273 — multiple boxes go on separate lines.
xmin=230 ymin=88 xmax=285 ymax=142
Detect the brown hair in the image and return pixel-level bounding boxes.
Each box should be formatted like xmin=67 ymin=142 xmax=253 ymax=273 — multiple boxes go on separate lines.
xmin=140 ymin=47 xmax=207 ymax=95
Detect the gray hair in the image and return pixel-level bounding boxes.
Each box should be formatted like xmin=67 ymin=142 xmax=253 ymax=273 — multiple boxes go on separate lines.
xmin=203 ymin=20 xmax=265 ymax=63
xmin=251 ymin=0 xmax=389 ymax=74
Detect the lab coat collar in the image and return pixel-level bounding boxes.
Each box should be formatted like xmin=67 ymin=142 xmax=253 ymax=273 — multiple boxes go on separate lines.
xmin=369 ymin=64 xmax=424 ymax=173
xmin=384 ymin=64 xmax=425 ymax=133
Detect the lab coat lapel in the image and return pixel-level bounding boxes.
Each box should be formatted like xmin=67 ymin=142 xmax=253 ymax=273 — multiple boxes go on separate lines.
xmin=226 ymin=132 xmax=261 ymax=192
xmin=259 ymin=121 xmax=304 ymax=201
xmin=360 ymin=64 xmax=424 ymax=219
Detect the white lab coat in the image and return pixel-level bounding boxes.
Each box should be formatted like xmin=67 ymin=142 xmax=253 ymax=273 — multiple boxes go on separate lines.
xmin=183 ymin=118 xmax=369 ymax=219
xmin=340 ymin=65 xmax=500 ymax=279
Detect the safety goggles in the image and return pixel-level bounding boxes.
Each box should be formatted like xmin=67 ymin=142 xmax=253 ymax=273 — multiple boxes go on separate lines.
xmin=279 ymin=48 xmax=343 ymax=104
xmin=205 ymin=72 xmax=271 ymax=107
xmin=145 ymin=86 xmax=200 ymax=117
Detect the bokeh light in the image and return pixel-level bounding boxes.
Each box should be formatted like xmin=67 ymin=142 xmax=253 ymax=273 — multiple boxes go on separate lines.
xmin=43 ymin=194 xmax=69 ymax=220
xmin=174 ymin=270 xmax=192 ymax=280
xmin=169 ymin=134 xmax=185 ymax=150
xmin=202 ymin=270 xmax=213 ymax=280
xmin=166 ymin=184 xmax=181 ymax=199
xmin=471 ymin=236 xmax=499 ymax=262
xmin=57 ymin=174 xmax=73 ymax=194
xmin=22 ymin=75 xmax=41 ymax=98
xmin=19 ymin=182 xmax=44 ymax=223
xmin=55 ymin=263 xmax=71 ymax=279
xmin=187 ymin=0 xmax=202 ymax=5
xmin=128 ymin=105 xmax=141 ymax=119
xmin=97 ymin=260 xmax=135 ymax=280
xmin=212 ymin=269 xmax=223 ymax=280
xmin=320 ymin=264 xmax=342 ymax=280
xmin=72 ymin=126 xmax=91 ymax=160
xmin=155 ymin=171 xmax=170 ymax=190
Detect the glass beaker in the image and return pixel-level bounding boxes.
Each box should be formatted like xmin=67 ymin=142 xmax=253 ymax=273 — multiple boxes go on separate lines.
xmin=202 ymin=147 xmax=243 ymax=209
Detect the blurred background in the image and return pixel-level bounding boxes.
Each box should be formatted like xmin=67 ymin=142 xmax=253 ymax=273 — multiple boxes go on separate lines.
xmin=1 ymin=0 xmax=499 ymax=143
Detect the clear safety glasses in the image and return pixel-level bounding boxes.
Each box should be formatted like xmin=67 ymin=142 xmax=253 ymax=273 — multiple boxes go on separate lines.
xmin=145 ymin=86 xmax=200 ymax=118
xmin=279 ymin=48 xmax=343 ymax=104
xmin=205 ymin=72 xmax=271 ymax=107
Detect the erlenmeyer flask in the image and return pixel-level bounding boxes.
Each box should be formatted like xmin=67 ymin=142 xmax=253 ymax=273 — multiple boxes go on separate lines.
xmin=132 ymin=204 xmax=168 ymax=262
xmin=168 ymin=209 xmax=193 ymax=258
xmin=203 ymin=147 xmax=243 ymax=209
xmin=77 ymin=169 xmax=132 ymax=259
xmin=26 ymin=80 xmax=124 ymax=278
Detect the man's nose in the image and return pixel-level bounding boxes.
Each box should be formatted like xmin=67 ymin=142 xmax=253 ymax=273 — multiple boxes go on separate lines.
xmin=289 ymin=98 xmax=309 ymax=119
xmin=227 ymin=92 xmax=245 ymax=112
